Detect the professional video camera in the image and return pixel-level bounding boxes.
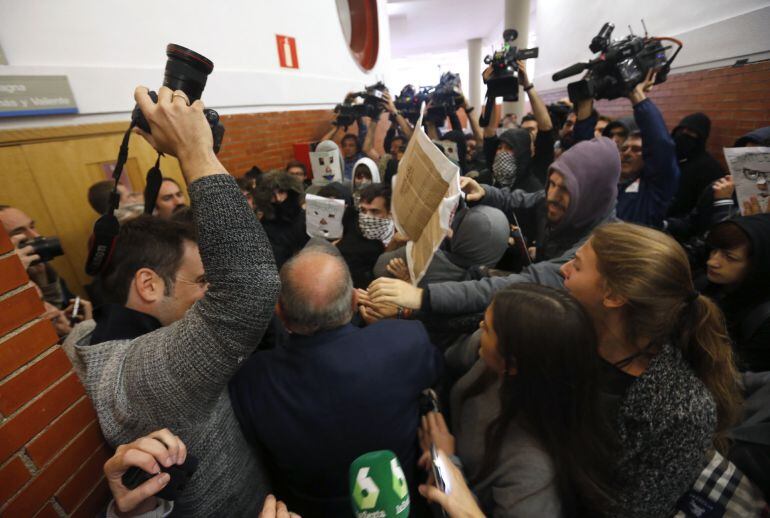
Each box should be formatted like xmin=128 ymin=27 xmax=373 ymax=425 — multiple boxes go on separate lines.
xmin=394 ymin=84 xmax=431 ymax=124
xmin=86 ymin=44 xmax=223 ymax=276
xmin=426 ymin=72 xmax=464 ymax=125
xmin=333 ymin=81 xmax=389 ymax=128
xmin=552 ymin=22 xmax=682 ymax=103
xmin=480 ymin=29 xmax=539 ymax=127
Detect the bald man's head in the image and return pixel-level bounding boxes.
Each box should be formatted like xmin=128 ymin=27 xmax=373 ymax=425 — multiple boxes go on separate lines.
xmin=278 ymin=248 xmax=355 ymax=335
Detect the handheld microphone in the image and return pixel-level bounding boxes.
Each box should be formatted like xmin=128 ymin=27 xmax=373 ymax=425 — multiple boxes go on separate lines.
xmin=349 ymin=450 xmax=410 ymax=518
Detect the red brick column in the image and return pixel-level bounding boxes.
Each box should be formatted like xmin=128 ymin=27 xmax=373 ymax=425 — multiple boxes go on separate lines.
xmin=0 ymin=226 xmax=111 ymax=516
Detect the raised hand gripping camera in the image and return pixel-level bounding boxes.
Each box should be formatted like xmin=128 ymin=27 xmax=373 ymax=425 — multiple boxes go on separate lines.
xmin=85 ymin=44 xmax=224 ymax=276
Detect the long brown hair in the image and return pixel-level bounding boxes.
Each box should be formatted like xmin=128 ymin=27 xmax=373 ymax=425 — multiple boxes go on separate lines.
xmin=590 ymin=223 xmax=742 ymax=448
xmin=464 ymin=284 xmax=617 ymax=517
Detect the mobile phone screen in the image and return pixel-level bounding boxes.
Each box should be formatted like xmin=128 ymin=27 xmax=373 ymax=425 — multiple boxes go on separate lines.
xmin=430 ymin=444 xmax=452 ymax=494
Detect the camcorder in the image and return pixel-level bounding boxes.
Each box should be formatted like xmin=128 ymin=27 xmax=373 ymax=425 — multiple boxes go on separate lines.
xmin=426 ymin=72 xmax=464 ymax=125
xmin=394 ymin=84 xmax=431 ymax=125
xmin=20 ymin=236 xmax=64 ymax=266
xmin=552 ymin=22 xmax=682 ymax=103
xmin=480 ymin=29 xmax=539 ymax=127
xmin=333 ymin=81 xmax=388 ymax=128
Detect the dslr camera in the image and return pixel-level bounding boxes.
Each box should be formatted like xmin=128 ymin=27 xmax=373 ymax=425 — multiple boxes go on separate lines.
xmin=426 ymin=72 xmax=464 ymax=125
xmin=20 ymin=236 xmax=64 ymax=266
xmin=333 ymin=81 xmax=388 ymax=128
xmin=552 ymin=22 xmax=681 ymax=103
xmin=132 ymin=44 xmax=225 ymax=153
xmin=480 ymin=29 xmax=539 ymax=127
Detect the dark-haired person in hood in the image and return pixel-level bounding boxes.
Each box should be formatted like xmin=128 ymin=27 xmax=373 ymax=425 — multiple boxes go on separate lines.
xmin=367 ymin=136 xmax=621 ymax=316
xmin=701 ymin=214 xmax=770 ymax=372
xmin=257 ymin=171 xmax=308 ymax=268
xmin=481 ymin=61 xmax=554 ymax=193
xmin=667 ymin=113 xmax=724 ymax=217
xmin=601 ymin=115 xmax=638 ymax=149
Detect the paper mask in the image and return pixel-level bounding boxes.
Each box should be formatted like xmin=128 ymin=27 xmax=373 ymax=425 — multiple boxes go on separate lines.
xmin=434 ymin=140 xmax=459 ymax=163
xmin=305 ymin=194 xmax=346 ymax=240
xmin=310 ymin=150 xmax=343 ymax=185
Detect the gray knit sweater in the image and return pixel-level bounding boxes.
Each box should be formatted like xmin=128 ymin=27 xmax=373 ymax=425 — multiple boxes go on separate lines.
xmin=63 ymin=174 xmax=280 ymax=517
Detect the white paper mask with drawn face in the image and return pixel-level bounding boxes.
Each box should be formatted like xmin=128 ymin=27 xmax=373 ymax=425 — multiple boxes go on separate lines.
xmin=305 ymin=194 xmax=346 ymax=240
xmin=310 ymin=151 xmax=343 ymax=185
xmin=434 ymin=140 xmax=459 ymax=163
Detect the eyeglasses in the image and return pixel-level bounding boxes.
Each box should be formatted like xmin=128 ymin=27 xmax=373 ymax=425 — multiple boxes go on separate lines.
xmin=621 ymin=144 xmax=642 ymax=154
xmin=743 ymin=168 xmax=769 ymax=181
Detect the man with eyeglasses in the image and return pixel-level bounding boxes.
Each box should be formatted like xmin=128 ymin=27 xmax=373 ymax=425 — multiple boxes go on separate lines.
xmin=573 ymin=70 xmax=680 ymax=228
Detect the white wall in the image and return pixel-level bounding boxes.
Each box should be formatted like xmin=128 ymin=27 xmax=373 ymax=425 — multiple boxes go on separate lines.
xmin=0 ymin=0 xmax=391 ymax=128
xmin=533 ymin=0 xmax=770 ymax=91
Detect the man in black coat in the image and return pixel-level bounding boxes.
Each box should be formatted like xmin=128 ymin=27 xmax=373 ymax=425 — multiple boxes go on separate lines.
xmin=667 ymin=112 xmax=724 ymax=217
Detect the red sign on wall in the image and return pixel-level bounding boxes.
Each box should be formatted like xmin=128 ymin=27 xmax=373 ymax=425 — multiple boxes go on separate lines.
xmin=276 ymin=35 xmax=299 ymax=69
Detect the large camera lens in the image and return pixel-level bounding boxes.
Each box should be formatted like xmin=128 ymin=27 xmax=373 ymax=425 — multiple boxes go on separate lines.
xmin=163 ymin=44 xmax=214 ymax=102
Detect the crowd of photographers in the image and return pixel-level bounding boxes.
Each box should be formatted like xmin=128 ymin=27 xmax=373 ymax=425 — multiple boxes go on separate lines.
xmin=4 ymin=37 xmax=770 ymax=518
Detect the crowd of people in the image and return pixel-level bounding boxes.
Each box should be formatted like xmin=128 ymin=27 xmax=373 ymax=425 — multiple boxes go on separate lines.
xmin=3 ymin=58 xmax=770 ymax=517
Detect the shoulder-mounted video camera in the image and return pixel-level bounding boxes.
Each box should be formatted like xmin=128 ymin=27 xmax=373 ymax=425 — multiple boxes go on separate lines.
xmin=426 ymin=72 xmax=464 ymax=125
xmin=479 ymin=29 xmax=539 ymax=127
xmin=85 ymin=44 xmax=223 ymax=276
xmin=333 ymin=81 xmax=389 ymax=128
xmin=394 ymin=84 xmax=431 ymax=125
xmin=552 ymin=22 xmax=682 ymax=103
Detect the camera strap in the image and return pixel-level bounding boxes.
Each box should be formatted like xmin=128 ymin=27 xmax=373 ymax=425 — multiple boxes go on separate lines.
xmin=143 ymin=154 xmax=163 ymax=215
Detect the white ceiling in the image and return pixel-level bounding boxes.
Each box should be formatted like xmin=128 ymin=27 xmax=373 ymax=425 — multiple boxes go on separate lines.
xmin=387 ymin=0 xmax=507 ymax=58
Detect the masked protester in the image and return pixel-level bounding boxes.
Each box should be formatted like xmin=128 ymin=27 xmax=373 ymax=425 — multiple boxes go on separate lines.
xmin=351 ymin=157 xmax=380 ymax=207
xmin=487 ymin=129 xmax=542 ymax=193
xmin=257 ymin=171 xmax=308 ymax=268
xmin=667 ymin=113 xmax=724 ymax=217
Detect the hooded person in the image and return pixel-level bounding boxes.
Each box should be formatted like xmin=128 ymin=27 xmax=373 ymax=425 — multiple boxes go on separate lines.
xmin=411 ymin=136 xmax=621 ymax=316
xmin=601 ymin=116 xmax=639 ymax=149
xmin=667 ymin=113 xmax=724 ymax=217
xmin=351 ymin=157 xmax=380 ymax=206
xmin=734 ymin=126 xmax=770 ymax=148
xmin=485 ymin=128 xmax=542 ymax=193
xmin=701 ymin=214 xmax=770 ymax=372
xmin=373 ymin=205 xmax=510 ymax=285
xmin=257 ymin=171 xmax=308 ymax=268
xmin=440 ymin=130 xmax=469 ymax=174
xmin=305 ymin=140 xmax=344 ymax=195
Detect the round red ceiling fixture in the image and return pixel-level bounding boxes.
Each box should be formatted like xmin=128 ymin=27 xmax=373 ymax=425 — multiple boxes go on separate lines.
xmin=336 ymin=0 xmax=379 ymax=71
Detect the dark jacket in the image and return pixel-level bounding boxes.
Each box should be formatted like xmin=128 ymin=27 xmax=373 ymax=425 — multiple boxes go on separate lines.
xmin=483 ymin=129 xmax=545 ymax=193
xmin=229 ymin=321 xmax=442 ymax=518
xmin=668 ymin=113 xmax=724 ymax=217
xmin=576 ymin=99 xmax=680 ymax=228
xmin=734 ymin=126 xmax=770 ymax=147
xmin=702 ymin=214 xmax=770 ymax=372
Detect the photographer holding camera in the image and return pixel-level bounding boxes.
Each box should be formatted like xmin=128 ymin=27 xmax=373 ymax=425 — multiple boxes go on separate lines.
xmin=0 ymin=205 xmax=72 ymax=308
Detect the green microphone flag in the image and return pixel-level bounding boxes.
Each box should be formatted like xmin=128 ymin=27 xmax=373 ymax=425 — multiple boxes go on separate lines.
xmin=349 ymin=450 xmax=410 ymax=517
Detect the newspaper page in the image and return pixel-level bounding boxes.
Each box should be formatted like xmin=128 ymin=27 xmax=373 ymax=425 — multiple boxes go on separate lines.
xmin=392 ymin=110 xmax=462 ymax=285
xmin=305 ymin=194 xmax=346 ymax=240
xmin=723 ymin=147 xmax=770 ymax=214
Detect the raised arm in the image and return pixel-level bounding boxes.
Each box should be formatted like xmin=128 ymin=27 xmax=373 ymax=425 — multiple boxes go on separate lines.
xmin=518 ymin=60 xmax=553 ymax=132
xmin=362 ymin=117 xmax=379 ymax=160
xmin=463 ymin=98 xmax=484 ymax=149
xmin=112 ymin=86 xmax=280 ymax=424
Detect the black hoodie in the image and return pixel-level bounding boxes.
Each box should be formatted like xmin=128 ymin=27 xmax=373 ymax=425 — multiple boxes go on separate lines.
xmin=667 ymin=113 xmax=724 ymax=217
xmin=703 ymin=214 xmax=770 ymax=371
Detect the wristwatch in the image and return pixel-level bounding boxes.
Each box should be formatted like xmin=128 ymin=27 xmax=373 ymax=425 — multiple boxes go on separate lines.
xmin=523 ymin=83 xmax=534 ymax=92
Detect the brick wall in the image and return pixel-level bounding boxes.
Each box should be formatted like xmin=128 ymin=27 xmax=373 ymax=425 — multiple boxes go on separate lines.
xmin=539 ymin=60 xmax=770 ymax=166
xmin=0 ymin=226 xmax=110 ymax=516
xmin=215 ymin=109 xmax=336 ymax=176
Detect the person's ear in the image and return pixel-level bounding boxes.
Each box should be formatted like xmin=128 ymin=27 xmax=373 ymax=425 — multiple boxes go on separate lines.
xmin=351 ymin=288 xmax=359 ymax=310
xmin=133 ymin=268 xmax=165 ymax=304
xmin=274 ymin=301 xmax=292 ymax=332
xmin=602 ymin=288 xmax=627 ymax=309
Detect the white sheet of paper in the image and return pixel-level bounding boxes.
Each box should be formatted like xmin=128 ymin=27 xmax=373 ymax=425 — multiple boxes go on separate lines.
xmin=434 ymin=139 xmax=459 ymax=162
xmin=310 ymin=150 xmax=343 ymax=185
xmin=305 ymin=194 xmax=346 ymax=240
xmin=723 ymin=147 xmax=770 ymax=214
xmin=392 ymin=108 xmax=462 ymax=285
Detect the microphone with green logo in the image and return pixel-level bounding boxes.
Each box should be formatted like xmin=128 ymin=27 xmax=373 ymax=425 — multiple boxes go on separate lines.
xmin=349 ymin=450 xmax=410 ymax=518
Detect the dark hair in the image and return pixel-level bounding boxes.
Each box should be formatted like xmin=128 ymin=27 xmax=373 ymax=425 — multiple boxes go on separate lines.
xmin=598 ymin=115 xmax=613 ymax=123
xmin=707 ymin=221 xmax=752 ymax=255
xmin=88 ymin=180 xmax=114 ymax=215
xmin=521 ymin=113 xmax=536 ymax=123
xmin=236 ymin=176 xmax=255 ymax=191
xmin=341 ymin=133 xmax=361 ymax=153
xmin=286 ymin=160 xmax=307 ymax=175
xmin=100 ymin=215 xmax=197 ymax=305
xmin=463 ymin=284 xmax=616 ymax=517
xmin=628 ymin=130 xmax=642 ymax=140
xmin=244 ymin=166 xmax=264 ymax=182
xmin=358 ymin=183 xmax=391 ymax=212
xmin=0 ymin=205 xmax=9 ymax=211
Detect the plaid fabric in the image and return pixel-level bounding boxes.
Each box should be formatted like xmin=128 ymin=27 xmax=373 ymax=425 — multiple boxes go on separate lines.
xmin=674 ymin=450 xmax=769 ymax=517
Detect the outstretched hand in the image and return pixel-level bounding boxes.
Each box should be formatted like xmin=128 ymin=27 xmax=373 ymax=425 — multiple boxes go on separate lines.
xmin=368 ymin=278 xmax=423 ymax=310
xmin=460 ymin=177 xmax=486 ymax=202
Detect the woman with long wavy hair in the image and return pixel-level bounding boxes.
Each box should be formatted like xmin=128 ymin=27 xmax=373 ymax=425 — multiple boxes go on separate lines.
xmin=560 ymin=222 xmax=742 ymax=516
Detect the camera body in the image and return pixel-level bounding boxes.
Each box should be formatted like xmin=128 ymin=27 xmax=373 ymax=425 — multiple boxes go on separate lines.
xmin=483 ymin=29 xmax=539 ymax=103
xmin=21 ymin=236 xmax=64 ymax=265
xmin=131 ymin=44 xmax=225 ymax=153
xmin=560 ymin=23 xmax=669 ymax=103
xmin=394 ymin=84 xmax=431 ymax=124
xmin=333 ymin=81 xmax=388 ymax=128
xmin=426 ymin=72 xmax=464 ymax=125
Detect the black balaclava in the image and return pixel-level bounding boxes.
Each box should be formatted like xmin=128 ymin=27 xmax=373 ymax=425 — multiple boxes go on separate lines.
xmin=672 ymin=112 xmax=711 ymax=160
